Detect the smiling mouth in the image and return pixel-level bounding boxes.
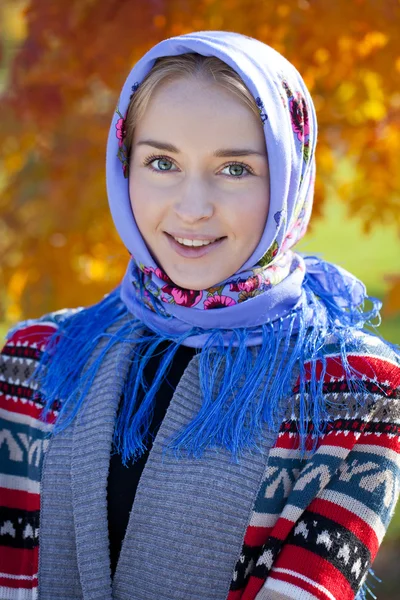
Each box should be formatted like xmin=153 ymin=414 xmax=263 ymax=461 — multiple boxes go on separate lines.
xmin=165 ymin=232 xmax=226 ymax=257
xmin=169 ymin=235 xmax=224 ymax=247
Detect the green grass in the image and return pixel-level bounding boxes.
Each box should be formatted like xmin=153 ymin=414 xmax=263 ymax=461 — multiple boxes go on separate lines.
xmin=298 ymin=194 xmax=400 ymax=345
xmin=0 ymin=323 xmax=8 ymax=342
xmin=298 ymin=195 xmax=399 ymax=300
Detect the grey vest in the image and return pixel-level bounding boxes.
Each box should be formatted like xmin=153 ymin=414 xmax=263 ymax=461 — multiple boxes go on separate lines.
xmin=38 ymin=316 xmax=277 ymax=600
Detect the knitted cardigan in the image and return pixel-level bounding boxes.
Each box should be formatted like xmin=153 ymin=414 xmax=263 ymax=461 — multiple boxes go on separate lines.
xmin=1 ymin=309 xmax=400 ymax=600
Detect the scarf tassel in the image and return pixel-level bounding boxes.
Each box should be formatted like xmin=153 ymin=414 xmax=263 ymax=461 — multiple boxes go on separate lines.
xmin=32 ymin=273 xmax=384 ymax=464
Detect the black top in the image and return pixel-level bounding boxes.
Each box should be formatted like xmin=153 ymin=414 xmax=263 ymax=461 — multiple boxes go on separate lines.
xmin=107 ymin=341 xmax=196 ymax=577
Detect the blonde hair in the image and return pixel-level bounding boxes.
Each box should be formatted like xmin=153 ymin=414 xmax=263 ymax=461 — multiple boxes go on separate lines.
xmin=124 ymin=53 xmax=260 ymax=156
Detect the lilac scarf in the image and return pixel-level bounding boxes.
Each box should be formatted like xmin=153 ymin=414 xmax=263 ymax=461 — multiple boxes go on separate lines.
xmin=106 ymin=30 xmax=368 ymax=346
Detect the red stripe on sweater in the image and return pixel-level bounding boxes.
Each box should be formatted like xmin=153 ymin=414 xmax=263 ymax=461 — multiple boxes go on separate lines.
xmin=269 ymin=568 xmax=334 ymax=600
xmin=243 ymin=518 xmax=293 ymax=549
xmin=273 ymin=431 xmax=316 ymax=451
xmin=272 ymin=432 xmax=300 ymax=450
xmin=274 ymin=424 xmax=397 ymax=453
xmin=0 ymin=546 xmax=38 ymax=578
xmin=321 ymin=430 xmax=360 ymax=450
xmin=0 ymin=487 xmax=40 ymax=511
xmin=0 ymin=394 xmax=57 ymax=424
xmin=0 ymin=394 xmax=44 ymax=419
xmin=308 ymin=497 xmax=378 ymax=557
xmin=301 ymin=355 xmax=400 ymax=388
xmin=273 ymin=430 xmax=358 ymax=451
xmin=226 ymin=590 xmax=244 ymax=600
xmin=269 ymin=517 xmax=293 ymax=541
xmin=0 ymin=576 xmax=37 ymax=590
xmin=274 ymin=544 xmax=355 ymax=600
xmin=6 ymin=323 xmax=58 ymax=347
xmin=355 ymin=433 xmax=400 ymax=451
xmin=244 ymin=525 xmax=273 ymax=547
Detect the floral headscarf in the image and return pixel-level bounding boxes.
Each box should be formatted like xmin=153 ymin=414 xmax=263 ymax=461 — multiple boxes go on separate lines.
xmin=105 ymin=31 xmax=336 ymax=345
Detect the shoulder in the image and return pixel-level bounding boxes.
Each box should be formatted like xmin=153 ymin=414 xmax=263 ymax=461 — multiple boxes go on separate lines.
xmin=306 ymin=329 xmax=400 ymax=393
xmin=3 ymin=306 xmax=84 ymax=345
xmin=0 ymin=307 xmax=83 ymax=422
xmin=290 ymin=329 xmax=400 ymax=431
xmin=0 ymin=289 xmax=129 ymax=421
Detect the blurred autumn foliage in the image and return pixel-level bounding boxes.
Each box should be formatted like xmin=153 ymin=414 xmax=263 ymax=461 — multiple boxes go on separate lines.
xmin=0 ymin=0 xmax=400 ymax=323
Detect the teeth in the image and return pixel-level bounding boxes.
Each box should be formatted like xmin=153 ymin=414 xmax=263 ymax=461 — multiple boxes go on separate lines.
xmin=174 ymin=237 xmax=216 ymax=247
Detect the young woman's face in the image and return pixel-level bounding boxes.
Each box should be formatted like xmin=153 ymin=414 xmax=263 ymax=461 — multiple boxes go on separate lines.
xmin=129 ymin=76 xmax=270 ymax=290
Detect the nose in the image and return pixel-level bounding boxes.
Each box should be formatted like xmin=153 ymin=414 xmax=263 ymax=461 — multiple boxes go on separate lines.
xmin=173 ymin=177 xmax=214 ymax=223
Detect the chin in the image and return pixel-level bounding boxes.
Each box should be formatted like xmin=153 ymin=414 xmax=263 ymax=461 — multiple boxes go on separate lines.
xmin=169 ymin=278 xmax=208 ymax=291
xmin=167 ymin=272 xmax=219 ymax=291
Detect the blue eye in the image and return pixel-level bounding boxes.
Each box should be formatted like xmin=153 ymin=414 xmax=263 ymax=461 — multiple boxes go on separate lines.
xmin=144 ymin=155 xmax=178 ymax=173
xmin=220 ymin=163 xmax=253 ymax=179
xmin=143 ymin=155 xmax=253 ymax=179
xmin=154 ymin=158 xmax=175 ymax=171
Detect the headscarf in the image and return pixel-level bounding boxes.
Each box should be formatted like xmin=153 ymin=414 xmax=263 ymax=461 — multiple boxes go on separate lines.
xmin=108 ymin=30 xmax=357 ymax=346
xmin=35 ymin=31 xmax=381 ymax=462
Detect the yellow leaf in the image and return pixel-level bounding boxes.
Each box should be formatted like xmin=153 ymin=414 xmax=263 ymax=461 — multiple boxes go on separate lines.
xmin=1 ymin=1 xmax=27 ymax=42
xmin=4 ymin=152 xmax=25 ymax=175
xmin=362 ymin=100 xmax=386 ymax=121
xmin=357 ymin=31 xmax=388 ymax=57
xmin=336 ymin=82 xmax=356 ymax=103
xmin=314 ymin=48 xmax=330 ymax=65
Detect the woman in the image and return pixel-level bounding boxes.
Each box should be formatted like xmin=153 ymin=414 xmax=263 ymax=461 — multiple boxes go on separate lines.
xmin=1 ymin=31 xmax=399 ymax=600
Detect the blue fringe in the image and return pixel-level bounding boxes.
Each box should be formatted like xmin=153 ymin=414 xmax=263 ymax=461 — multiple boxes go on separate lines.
xmin=32 ymin=259 xmax=386 ymax=465
xmin=355 ymin=567 xmax=382 ymax=600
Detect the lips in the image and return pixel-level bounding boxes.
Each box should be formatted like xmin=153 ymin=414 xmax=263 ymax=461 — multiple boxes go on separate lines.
xmin=165 ymin=232 xmax=226 ymax=259
xmin=167 ymin=231 xmax=223 ymax=242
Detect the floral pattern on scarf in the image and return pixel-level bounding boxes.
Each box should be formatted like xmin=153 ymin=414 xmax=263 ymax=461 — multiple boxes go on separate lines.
xmin=115 ymin=82 xmax=140 ymax=178
xmin=131 ymin=243 xmax=293 ymax=311
xmin=116 ymin=70 xmax=312 ymax=310
xmin=115 ymin=107 xmax=129 ymax=178
xmin=281 ymin=78 xmax=310 ymax=165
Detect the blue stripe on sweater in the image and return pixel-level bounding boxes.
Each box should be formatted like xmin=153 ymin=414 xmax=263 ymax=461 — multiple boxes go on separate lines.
xmin=0 ymin=417 xmax=47 ymax=481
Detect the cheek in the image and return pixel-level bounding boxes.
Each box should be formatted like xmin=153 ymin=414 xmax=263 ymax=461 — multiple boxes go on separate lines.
xmin=230 ymin=187 xmax=269 ymax=241
xmin=129 ymin=179 xmax=160 ymax=230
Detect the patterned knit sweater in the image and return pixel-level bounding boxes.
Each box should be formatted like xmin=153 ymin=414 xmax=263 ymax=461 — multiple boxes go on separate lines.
xmin=1 ymin=309 xmax=400 ymax=600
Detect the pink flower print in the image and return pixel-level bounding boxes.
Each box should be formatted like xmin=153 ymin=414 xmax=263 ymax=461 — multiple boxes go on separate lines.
xmin=162 ymin=285 xmax=203 ymax=307
xmin=140 ymin=288 xmax=156 ymax=313
xmin=150 ymin=267 xmax=172 ymax=283
xmin=280 ymin=218 xmax=303 ymax=253
xmin=280 ymin=232 xmax=295 ymax=254
xmin=141 ymin=266 xmax=153 ymax=276
xmin=149 ymin=268 xmax=203 ymax=306
xmin=116 ymin=117 xmax=126 ymax=147
xmin=204 ymin=295 xmax=237 ymax=309
xmin=259 ymin=273 xmax=271 ymax=287
xmin=289 ymin=94 xmax=309 ymax=142
xmin=230 ymin=275 xmax=260 ymax=293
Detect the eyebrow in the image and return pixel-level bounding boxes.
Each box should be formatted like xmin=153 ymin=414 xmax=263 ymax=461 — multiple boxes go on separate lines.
xmin=136 ymin=139 xmax=266 ymax=157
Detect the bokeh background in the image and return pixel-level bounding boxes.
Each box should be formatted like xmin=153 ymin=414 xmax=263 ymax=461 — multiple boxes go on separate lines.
xmin=0 ymin=1 xmax=399 ymax=596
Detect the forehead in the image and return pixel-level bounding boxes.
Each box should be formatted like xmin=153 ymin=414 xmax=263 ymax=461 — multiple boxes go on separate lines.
xmin=134 ymin=77 xmax=266 ymax=149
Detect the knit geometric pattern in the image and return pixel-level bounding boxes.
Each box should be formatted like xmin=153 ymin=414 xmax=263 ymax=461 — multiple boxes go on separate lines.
xmin=1 ymin=315 xmax=400 ymax=600
xmin=228 ymin=340 xmax=400 ymax=600
xmin=0 ymin=318 xmax=59 ymax=600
